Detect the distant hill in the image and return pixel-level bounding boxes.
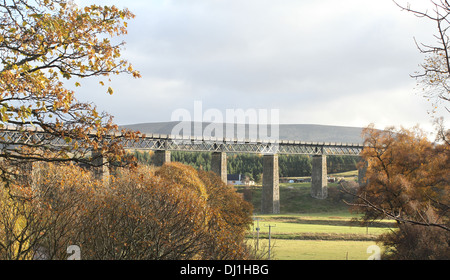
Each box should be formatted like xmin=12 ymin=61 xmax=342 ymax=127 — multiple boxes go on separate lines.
xmin=120 ymin=122 xmax=364 ymax=144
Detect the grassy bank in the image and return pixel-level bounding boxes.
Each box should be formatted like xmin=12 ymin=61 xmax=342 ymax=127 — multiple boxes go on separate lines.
xmin=239 ymin=181 xmax=356 ymax=214
xmin=266 ymin=240 xmax=379 ymax=260
xmin=237 ymin=181 xmax=395 ymax=260
xmin=248 ymin=214 xmax=394 ymax=260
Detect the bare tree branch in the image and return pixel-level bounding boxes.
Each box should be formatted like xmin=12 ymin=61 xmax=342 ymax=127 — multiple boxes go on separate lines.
xmin=341 ymin=184 xmax=450 ymax=232
xmin=394 ymin=0 xmax=450 ymax=111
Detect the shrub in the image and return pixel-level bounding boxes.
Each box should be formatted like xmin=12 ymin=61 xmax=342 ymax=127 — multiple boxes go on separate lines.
xmin=0 ymin=162 xmax=254 ymax=260
xmin=380 ymin=223 xmax=450 ymax=260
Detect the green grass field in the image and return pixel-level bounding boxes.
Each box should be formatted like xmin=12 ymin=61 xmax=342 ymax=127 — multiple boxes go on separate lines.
xmin=248 ymin=214 xmax=393 ymax=260
xmin=237 ymin=181 xmax=395 ymax=260
xmin=270 ymin=240 xmax=379 ymax=260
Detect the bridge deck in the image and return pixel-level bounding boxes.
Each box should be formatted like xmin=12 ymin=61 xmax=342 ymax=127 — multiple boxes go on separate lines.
xmin=0 ymin=128 xmax=364 ymax=156
xmin=122 ymin=134 xmax=363 ymax=156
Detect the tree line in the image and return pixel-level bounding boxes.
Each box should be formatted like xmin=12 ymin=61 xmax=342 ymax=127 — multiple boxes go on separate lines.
xmin=132 ymin=151 xmax=360 ymax=181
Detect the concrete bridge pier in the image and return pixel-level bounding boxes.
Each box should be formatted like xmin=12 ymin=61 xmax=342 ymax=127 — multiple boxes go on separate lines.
xmin=154 ymin=150 xmax=171 ymax=167
xmin=358 ymin=160 xmax=369 ymax=187
xmin=261 ymin=154 xmax=280 ymax=214
xmin=18 ymin=161 xmax=44 ymax=190
xmin=92 ymin=152 xmax=110 ymax=187
xmin=311 ymin=155 xmax=328 ymax=199
xmin=211 ymin=152 xmax=227 ymax=184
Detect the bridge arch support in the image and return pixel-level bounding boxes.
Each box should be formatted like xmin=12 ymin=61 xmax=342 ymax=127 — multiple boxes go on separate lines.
xmin=154 ymin=150 xmax=171 ymax=167
xmin=311 ymin=155 xmax=328 ymax=199
xmin=261 ymin=154 xmax=280 ymax=214
xmin=211 ymin=152 xmax=227 ymax=184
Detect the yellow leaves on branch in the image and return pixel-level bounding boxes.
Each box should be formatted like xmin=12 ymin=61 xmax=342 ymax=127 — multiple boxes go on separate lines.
xmin=358 ymin=124 xmax=449 ymax=220
xmin=156 ymin=162 xmax=209 ymax=201
xmin=0 ymin=0 xmax=140 ymax=106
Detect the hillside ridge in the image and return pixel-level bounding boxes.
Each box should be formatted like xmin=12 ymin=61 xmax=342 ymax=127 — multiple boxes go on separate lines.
xmin=121 ymin=121 xmax=365 ymax=144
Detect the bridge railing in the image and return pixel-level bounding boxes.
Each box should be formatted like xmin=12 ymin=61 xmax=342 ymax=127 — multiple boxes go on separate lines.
xmin=0 ymin=127 xmax=365 ymax=156
xmin=121 ymin=133 xmax=364 ymax=156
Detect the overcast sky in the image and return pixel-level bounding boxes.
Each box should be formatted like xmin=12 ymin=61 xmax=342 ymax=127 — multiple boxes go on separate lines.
xmin=73 ymin=0 xmax=449 ymax=135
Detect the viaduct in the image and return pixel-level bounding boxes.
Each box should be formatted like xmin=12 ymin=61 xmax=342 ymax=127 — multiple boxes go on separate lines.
xmin=115 ymin=132 xmax=366 ymax=214
xmin=0 ymin=127 xmax=367 ymax=214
